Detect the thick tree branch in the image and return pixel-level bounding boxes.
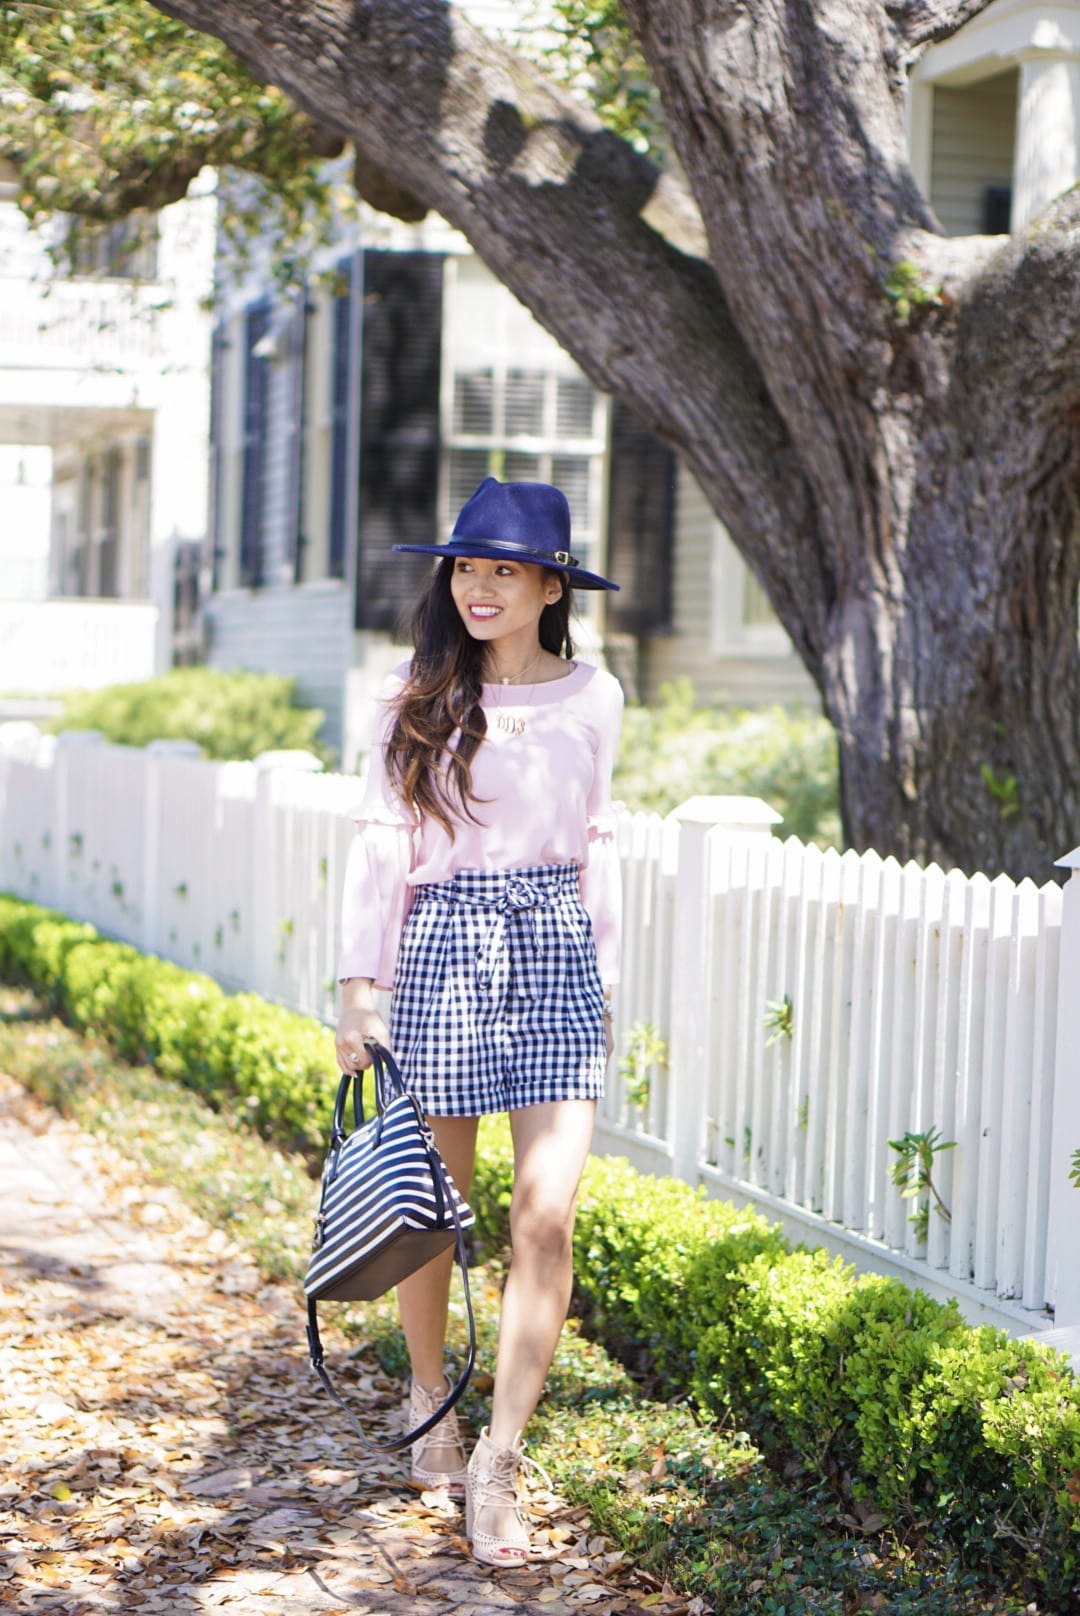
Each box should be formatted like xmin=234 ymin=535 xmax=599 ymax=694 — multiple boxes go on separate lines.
xmin=619 ymin=0 xmax=946 ymax=607
xmin=884 ymin=0 xmax=996 ymax=60
xmin=947 ymin=188 xmax=1080 ymax=409
xmin=150 ymin=0 xmax=829 ymax=666
xmin=351 ymin=151 xmax=427 ymax=223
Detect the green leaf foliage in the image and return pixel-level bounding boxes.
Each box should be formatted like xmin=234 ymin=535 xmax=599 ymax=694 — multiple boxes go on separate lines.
xmin=0 ymin=1 xmax=346 ymax=282
xmin=44 ymin=667 xmax=334 ymax=765
xmin=615 ymin=681 xmax=841 ymax=845
xmin=2 ymin=893 xmax=1079 ymax=1606
xmin=519 ymin=0 xmax=665 ymax=156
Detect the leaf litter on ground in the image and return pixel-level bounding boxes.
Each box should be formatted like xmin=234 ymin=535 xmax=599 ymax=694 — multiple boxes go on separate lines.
xmin=0 ymin=997 xmax=710 ymax=1616
xmin=0 ymin=989 xmax=1044 ymax=1616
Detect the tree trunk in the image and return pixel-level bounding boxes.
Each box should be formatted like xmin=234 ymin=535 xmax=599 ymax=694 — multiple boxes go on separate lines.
xmin=621 ymin=0 xmax=1080 ymax=878
xmin=150 ymin=0 xmax=1080 ymax=879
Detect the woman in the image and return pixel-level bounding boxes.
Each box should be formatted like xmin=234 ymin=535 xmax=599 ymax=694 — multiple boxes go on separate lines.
xmin=334 ymin=477 xmax=623 ymax=1567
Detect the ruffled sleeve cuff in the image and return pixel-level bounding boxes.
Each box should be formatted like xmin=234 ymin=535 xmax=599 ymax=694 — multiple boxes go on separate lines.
xmin=579 ymin=806 xmax=624 ymax=986
xmin=336 ymin=808 xmax=416 ymax=992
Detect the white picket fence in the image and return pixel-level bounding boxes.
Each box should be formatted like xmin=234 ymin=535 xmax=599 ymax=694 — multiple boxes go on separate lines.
xmin=1 ymin=727 xmax=1078 ymax=1336
xmin=596 ymin=800 xmax=1080 ymax=1340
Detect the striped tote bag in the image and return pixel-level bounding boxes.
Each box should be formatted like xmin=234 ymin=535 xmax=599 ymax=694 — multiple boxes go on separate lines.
xmin=304 ymin=1042 xmax=475 ymax=1451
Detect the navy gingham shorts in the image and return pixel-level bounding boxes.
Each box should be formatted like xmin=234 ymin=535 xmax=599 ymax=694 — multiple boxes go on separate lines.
xmin=388 ymin=863 xmax=607 ymax=1117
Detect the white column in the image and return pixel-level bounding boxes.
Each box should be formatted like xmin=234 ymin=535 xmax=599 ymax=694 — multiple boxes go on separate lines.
xmin=1012 ymin=52 xmax=1080 ymax=229
xmin=667 ymin=796 xmax=782 ymax=1185
xmin=905 ymin=75 xmax=934 ymax=204
xmin=1046 ymin=849 xmax=1080 ymax=1329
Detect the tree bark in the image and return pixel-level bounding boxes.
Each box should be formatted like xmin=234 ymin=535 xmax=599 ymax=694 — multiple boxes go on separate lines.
xmin=150 ymin=0 xmax=1080 ymax=878
xmin=618 ymin=0 xmax=1080 ymax=874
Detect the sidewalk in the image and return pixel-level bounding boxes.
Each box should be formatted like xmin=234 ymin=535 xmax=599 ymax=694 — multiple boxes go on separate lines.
xmin=0 ymin=1073 xmax=681 ymax=1616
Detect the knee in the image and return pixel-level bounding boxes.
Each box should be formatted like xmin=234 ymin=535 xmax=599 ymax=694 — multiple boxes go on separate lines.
xmin=508 ymin=1187 xmax=576 ymax=1263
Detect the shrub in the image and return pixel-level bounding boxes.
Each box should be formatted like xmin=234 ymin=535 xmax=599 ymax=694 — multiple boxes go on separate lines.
xmin=460 ymin=1118 xmax=1080 ymax=1606
xmin=0 ymin=896 xmax=338 ymax=1151
xmin=2 ymin=893 xmax=1079 ymax=1606
xmin=615 ymin=679 xmax=840 ymax=845
xmin=44 ymin=667 xmax=334 ymax=766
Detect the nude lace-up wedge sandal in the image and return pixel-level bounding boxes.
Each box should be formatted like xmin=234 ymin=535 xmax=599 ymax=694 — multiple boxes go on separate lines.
xmin=407 ymin=1377 xmax=468 ymax=1498
xmin=465 ymin=1427 xmax=555 ymax=1566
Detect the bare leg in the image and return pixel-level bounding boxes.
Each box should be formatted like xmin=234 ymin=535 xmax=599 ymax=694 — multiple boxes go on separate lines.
xmin=490 ymin=1099 xmax=595 ymax=1445
xmin=397 ymin=1114 xmax=479 ymax=1475
xmin=397 ymin=1113 xmax=479 ymax=1383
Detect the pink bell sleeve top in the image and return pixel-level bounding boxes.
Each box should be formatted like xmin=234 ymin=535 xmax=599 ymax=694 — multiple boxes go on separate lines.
xmin=337 ymin=659 xmax=624 ymax=991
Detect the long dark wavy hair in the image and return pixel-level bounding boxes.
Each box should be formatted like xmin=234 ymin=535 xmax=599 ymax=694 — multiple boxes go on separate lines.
xmin=385 ymin=558 xmax=575 ymax=837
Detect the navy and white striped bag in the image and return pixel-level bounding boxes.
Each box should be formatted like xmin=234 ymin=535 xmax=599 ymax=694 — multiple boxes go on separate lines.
xmin=304 ymin=1042 xmax=475 ymax=1451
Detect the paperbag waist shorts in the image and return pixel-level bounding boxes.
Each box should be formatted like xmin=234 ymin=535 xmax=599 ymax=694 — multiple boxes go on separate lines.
xmin=388 ymin=862 xmax=607 ymax=1117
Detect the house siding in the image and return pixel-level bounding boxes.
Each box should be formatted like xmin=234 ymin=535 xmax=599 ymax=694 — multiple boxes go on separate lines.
xmin=641 ymin=465 xmax=819 ymax=710
xmin=930 ymin=70 xmax=1018 ymax=236
xmin=203 ymin=583 xmax=352 ymax=756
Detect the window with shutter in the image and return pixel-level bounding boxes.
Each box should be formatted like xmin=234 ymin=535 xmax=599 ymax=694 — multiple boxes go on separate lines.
xmin=505 ymin=369 xmax=545 ymax=437
xmin=606 ymin=401 xmax=676 ymax=636
xmin=453 ymin=371 xmax=494 ymax=436
xmin=98 ymin=447 xmax=120 ymax=597
xmin=355 ymin=249 xmax=444 ymax=633
xmin=555 ymin=377 xmax=594 ymax=438
xmin=983 ymin=185 xmax=1012 ymax=235
xmin=72 ymin=461 xmax=92 ymax=596
xmin=438 ymin=256 xmax=614 ymax=640
xmin=208 ymin=321 xmax=227 ymax=591
xmin=286 ymin=292 xmax=310 ymax=582
xmin=239 ymin=298 xmax=270 ymax=588
xmin=328 ymin=259 xmax=354 ymax=582
xmin=442 ymin=265 xmax=605 ymax=586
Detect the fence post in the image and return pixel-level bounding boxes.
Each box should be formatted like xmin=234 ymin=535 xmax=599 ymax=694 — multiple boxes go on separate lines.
xmin=142 ymin=740 xmax=201 ymax=955
xmin=251 ymin=751 xmax=325 ymax=1000
xmin=667 ymin=796 xmax=781 ymax=1186
xmin=53 ymin=730 xmax=105 ymax=922
xmin=1047 ymin=848 xmax=1080 ymax=1328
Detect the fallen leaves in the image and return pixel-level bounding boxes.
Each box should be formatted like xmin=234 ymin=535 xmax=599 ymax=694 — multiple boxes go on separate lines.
xmin=0 ymin=1071 xmax=704 ymax=1616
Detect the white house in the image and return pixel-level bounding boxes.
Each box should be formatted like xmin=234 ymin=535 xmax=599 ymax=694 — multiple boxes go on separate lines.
xmin=0 ymin=163 xmax=217 ymax=690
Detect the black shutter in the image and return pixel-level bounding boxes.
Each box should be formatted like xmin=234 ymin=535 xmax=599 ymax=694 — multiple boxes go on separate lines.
xmin=355 ymin=249 xmax=443 ymax=632
xmin=984 ymin=186 xmax=1012 ymax=235
xmin=605 ymin=400 xmax=676 ymax=635
xmin=239 ymin=298 xmax=270 ymax=588
xmin=208 ymin=320 xmax=227 ymax=591
xmin=328 ymin=259 xmax=354 ymax=581
xmin=286 ymin=291 xmax=309 ymax=582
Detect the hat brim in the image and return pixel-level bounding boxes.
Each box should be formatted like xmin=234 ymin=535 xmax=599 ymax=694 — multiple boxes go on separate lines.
xmin=392 ymin=541 xmax=619 ymax=591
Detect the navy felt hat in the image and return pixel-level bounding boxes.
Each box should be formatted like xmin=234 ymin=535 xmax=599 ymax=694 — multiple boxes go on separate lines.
xmin=393 ymin=477 xmax=619 ymax=591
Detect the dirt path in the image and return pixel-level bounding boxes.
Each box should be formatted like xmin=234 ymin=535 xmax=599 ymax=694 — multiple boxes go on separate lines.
xmin=0 ymin=1074 xmax=688 ymax=1616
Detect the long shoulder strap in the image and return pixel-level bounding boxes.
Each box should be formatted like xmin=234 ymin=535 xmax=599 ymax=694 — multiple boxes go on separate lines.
xmin=305 ymin=1048 xmax=476 ymax=1453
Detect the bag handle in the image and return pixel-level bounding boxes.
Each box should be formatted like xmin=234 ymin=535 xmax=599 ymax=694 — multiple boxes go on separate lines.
xmin=329 ymin=1038 xmax=411 ymax=1141
xmin=306 ymin=1041 xmax=477 ymax=1454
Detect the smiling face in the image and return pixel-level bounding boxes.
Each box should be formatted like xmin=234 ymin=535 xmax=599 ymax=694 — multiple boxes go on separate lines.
xmin=449 ymin=556 xmax=564 ymax=672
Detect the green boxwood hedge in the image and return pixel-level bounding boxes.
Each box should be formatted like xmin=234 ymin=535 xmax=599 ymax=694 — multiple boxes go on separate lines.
xmin=0 ymin=896 xmax=339 ymax=1150
xmin=2 ymin=893 xmax=1078 ymax=1606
